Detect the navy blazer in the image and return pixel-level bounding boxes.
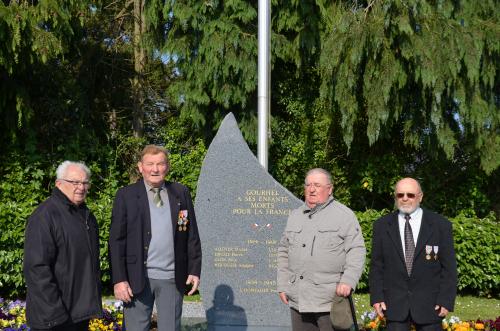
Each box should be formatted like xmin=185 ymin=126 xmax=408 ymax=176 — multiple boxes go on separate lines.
xmin=108 ymin=180 xmax=202 ymax=294
xmin=369 ymin=208 xmax=457 ymax=324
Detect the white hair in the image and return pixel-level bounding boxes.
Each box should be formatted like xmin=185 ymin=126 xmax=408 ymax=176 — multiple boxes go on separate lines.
xmin=305 ymin=168 xmax=332 ymax=185
xmin=56 ymin=161 xmax=91 ymax=180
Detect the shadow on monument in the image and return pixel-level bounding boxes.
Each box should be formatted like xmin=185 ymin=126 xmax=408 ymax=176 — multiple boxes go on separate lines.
xmin=206 ymin=284 xmax=247 ymax=331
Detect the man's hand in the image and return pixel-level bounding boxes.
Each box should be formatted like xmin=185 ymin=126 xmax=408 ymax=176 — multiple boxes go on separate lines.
xmin=435 ymin=305 xmax=449 ymax=317
xmin=114 ymin=281 xmax=133 ymax=303
xmin=373 ymin=302 xmax=386 ymax=318
xmin=278 ymin=292 xmax=289 ymax=305
xmin=335 ymin=283 xmax=352 ymax=297
xmin=186 ymin=275 xmax=200 ymax=295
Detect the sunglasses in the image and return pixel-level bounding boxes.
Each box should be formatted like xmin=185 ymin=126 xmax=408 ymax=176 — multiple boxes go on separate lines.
xmin=395 ymin=192 xmax=418 ymax=199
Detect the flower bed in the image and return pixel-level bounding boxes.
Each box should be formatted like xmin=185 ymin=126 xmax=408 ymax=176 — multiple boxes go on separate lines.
xmin=361 ymin=311 xmax=500 ymax=331
xmin=1 ymin=298 xmax=499 ymax=331
xmin=0 ymin=298 xmax=123 ymax=331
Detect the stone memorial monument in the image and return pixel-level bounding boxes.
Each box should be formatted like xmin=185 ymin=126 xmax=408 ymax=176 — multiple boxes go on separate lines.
xmin=195 ymin=113 xmax=302 ymax=331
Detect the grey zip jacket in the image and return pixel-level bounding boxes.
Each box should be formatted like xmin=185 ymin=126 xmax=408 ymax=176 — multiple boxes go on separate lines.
xmin=277 ymin=196 xmax=366 ymax=312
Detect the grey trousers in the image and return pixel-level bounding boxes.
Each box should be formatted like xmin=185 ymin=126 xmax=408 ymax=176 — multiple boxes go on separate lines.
xmin=124 ymin=278 xmax=183 ymax=331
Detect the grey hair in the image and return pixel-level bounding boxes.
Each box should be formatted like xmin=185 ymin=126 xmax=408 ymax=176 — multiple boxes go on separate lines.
xmin=305 ymin=168 xmax=332 ymax=185
xmin=56 ymin=161 xmax=91 ymax=180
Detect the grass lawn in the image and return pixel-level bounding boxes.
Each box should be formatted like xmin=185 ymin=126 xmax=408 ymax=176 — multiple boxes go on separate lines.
xmin=351 ymin=293 xmax=500 ymax=321
xmin=183 ymin=293 xmax=499 ymax=321
xmin=183 ymin=293 xmax=201 ymax=302
xmin=106 ymin=293 xmax=499 ymax=321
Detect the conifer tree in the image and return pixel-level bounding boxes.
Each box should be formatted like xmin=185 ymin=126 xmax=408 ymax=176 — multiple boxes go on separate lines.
xmin=146 ymin=0 xmax=499 ymax=173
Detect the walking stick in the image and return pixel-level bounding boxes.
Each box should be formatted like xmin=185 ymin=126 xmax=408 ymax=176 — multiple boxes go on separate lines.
xmin=348 ymin=290 xmax=359 ymax=331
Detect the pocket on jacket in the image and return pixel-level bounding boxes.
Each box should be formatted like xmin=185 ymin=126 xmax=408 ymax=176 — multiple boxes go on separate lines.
xmin=285 ymin=224 xmax=302 ymax=246
xmin=317 ymin=224 xmax=343 ymax=249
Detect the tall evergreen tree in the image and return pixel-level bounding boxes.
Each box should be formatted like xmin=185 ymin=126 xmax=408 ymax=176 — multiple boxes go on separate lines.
xmin=0 ymin=0 xmax=92 ymax=154
xmin=319 ymin=0 xmax=499 ymax=174
xmin=146 ymin=0 xmax=499 ymax=216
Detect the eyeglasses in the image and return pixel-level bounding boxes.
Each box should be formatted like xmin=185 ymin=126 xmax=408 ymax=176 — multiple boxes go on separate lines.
xmin=61 ymin=179 xmax=91 ymax=187
xmin=304 ymin=183 xmax=331 ymax=189
xmin=142 ymin=162 xmax=168 ymax=167
xmin=395 ymin=192 xmax=418 ymax=199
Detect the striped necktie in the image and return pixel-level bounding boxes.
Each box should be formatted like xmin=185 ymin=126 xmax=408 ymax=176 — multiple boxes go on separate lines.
xmin=404 ymin=214 xmax=415 ymax=275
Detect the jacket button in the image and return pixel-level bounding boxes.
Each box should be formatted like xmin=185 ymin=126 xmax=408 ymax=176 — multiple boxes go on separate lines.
xmin=144 ymin=246 xmax=148 ymax=250
xmin=302 ymin=244 xmax=306 ymax=247
xmin=144 ymin=261 xmax=147 ymax=265
xmin=299 ymin=276 xmax=303 ymax=279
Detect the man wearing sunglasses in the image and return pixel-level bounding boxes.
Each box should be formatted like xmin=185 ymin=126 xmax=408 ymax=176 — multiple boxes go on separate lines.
xmin=369 ymin=177 xmax=457 ymax=331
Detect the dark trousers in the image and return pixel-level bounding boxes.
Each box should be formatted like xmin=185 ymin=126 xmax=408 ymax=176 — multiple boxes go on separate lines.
xmin=30 ymin=319 xmax=89 ymax=331
xmin=387 ymin=316 xmax=442 ymax=331
xmin=290 ymin=308 xmax=334 ymax=331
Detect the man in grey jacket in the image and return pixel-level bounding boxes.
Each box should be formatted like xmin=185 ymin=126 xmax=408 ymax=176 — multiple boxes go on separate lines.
xmin=277 ymin=168 xmax=366 ymax=331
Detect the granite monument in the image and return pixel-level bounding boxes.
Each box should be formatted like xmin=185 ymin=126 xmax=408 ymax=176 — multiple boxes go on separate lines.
xmin=195 ymin=113 xmax=302 ymax=331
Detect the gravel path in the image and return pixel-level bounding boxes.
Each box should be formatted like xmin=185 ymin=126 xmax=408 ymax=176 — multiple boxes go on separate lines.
xmin=182 ymin=301 xmax=205 ymax=318
xmin=105 ymin=299 xmax=205 ymax=318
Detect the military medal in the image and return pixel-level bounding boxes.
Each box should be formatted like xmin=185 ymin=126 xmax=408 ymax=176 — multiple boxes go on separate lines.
xmin=178 ymin=210 xmax=189 ymax=231
xmin=433 ymin=245 xmax=439 ymax=260
xmin=425 ymin=245 xmax=432 ymax=260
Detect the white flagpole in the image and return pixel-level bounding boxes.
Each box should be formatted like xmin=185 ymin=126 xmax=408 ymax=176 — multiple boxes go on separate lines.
xmin=257 ymin=0 xmax=270 ymax=170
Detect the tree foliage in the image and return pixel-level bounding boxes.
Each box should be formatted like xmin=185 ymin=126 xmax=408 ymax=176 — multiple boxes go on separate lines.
xmin=0 ymin=0 xmax=92 ymax=151
xmin=146 ymin=0 xmax=260 ymax=139
xmin=319 ymin=0 xmax=500 ymax=174
xmin=145 ymin=0 xmax=499 ymax=216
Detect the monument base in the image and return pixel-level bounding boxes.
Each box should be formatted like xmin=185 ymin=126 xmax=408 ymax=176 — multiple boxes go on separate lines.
xmin=181 ymin=318 xmax=290 ymax=331
xmin=208 ymin=325 xmax=290 ymax=331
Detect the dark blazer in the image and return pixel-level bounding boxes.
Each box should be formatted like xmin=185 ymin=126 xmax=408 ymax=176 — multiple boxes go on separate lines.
xmin=109 ymin=180 xmax=202 ymax=294
xmin=369 ymin=208 xmax=457 ymax=324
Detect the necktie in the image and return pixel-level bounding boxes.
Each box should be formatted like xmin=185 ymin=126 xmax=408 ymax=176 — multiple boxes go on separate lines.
xmin=151 ymin=188 xmax=163 ymax=207
xmin=404 ymin=214 xmax=415 ymax=275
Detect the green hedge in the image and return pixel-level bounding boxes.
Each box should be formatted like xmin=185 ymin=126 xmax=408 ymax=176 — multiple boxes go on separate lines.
xmin=0 ymin=163 xmax=498 ymax=298
xmin=0 ymin=162 xmax=51 ymax=298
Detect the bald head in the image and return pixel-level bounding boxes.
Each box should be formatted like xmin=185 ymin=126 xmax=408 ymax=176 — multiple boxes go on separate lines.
xmin=394 ymin=177 xmax=423 ymax=214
